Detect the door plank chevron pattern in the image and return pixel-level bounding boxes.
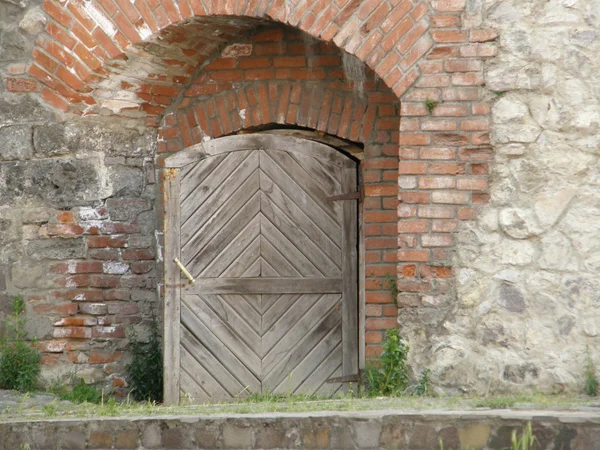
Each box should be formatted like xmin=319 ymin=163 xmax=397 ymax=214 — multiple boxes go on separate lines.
xmin=177 ymin=143 xmax=356 ymax=402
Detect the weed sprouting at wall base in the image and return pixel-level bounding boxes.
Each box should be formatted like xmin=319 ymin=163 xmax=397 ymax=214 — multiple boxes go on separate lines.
xmin=128 ymin=318 xmax=163 ymax=402
xmin=364 ymin=329 xmax=409 ymax=396
xmin=584 ymin=349 xmax=598 ymax=396
xmin=0 ymin=297 xmax=41 ymax=392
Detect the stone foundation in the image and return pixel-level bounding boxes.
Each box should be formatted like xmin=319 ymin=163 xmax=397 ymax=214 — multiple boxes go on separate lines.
xmin=1 ymin=409 xmax=600 ymax=449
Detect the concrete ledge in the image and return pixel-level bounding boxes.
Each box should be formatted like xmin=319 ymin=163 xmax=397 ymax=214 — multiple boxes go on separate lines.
xmin=1 ymin=409 xmax=600 ymax=449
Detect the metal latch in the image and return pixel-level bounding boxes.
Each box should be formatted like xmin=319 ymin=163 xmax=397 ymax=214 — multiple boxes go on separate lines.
xmin=173 ymin=257 xmax=195 ymax=284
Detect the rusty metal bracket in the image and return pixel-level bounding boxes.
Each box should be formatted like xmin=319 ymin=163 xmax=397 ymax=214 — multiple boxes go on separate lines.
xmin=327 ymin=185 xmax=364 ymax=202
xmin=325 ymin=373 xmax=360 ymax=384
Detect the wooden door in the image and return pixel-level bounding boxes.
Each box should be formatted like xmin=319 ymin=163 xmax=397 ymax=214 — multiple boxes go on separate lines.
xmin=163 ymin=134 xmax=358 ymax=404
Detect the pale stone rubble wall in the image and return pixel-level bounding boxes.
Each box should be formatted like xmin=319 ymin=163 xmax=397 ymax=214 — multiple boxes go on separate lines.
xmin=403 ymin=0 xmax=600 ymax=393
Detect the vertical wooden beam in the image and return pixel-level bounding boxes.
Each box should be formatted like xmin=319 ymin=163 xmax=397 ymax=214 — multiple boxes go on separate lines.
xmin=163 ymin=168 xmax=181 ymax=405
xmin=357 ymin=162 xmax=366 ymax=371
xmin=341 ymin=166 xmax=359 ymax=376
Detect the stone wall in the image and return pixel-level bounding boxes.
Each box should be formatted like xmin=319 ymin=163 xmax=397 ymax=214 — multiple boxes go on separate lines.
xmin=1 ymin=0 xmax=159 ymax=390
xmin=401 ymin=0 xmax=600 ymax=394
xmin=1 ymin=409 xmax=600 ymax=449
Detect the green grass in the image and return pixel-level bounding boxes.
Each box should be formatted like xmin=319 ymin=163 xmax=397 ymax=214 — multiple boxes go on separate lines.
xmin=0 ymin=392 xmax=597 ymax=423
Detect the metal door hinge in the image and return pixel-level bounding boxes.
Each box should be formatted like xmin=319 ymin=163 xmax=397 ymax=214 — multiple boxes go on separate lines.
xmin=325 ymin=373 xmax=360 ymax=384
xmin=327 ymin=185 xmax=364 ymax=202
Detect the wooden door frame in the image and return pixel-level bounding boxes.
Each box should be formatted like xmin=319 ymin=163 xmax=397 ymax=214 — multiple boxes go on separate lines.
xmin=162 ymin=134 xmax=364 ymax=405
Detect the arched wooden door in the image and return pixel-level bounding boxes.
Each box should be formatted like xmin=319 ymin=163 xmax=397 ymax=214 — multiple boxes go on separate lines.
xmin=163 ymin=135 xmax=358 ymax=404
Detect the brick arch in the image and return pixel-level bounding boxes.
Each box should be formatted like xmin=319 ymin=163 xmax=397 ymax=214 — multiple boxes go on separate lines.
xmin=29 ymin=0 xmax=434 ymax=116
xmin=158 ymin=25 xmax=400 ymax=152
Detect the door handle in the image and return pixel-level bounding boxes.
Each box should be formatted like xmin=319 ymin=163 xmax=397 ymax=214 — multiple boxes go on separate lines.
xmin=173 ymin=257 xmax=195 ymax=284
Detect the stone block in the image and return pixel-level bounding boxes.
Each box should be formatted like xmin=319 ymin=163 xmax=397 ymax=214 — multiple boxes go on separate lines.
xmin=351 ymin=419 xmax=382 ymax=449
xmin=458 ymin=424 xmax=491 ymax=448
xmin=27 ymin=238 xmax=85 ymax=260
xmin=108 ymin=166 xmax=145 ymax=198
xmin=88 ymin=431 xmax=113 ymax=448
xmin=162 ymin=427 xmax=193 ymax=449
xmin=254 ymin=422 xmax=289 ymax=449
xmin=0 ymin=96 xmax=51 ymax=125
xmin=0 ymin=125 xmax=32 ymax=160
xmin=0 ymin=157 xmax=110 ymax=208
xmin=194 ymin=421 xmax=222 ymax=448
xmin=141 ymin=423 xmax=162 ymax=448
xmin=0 ymin=27 xmax=28 ymax=62
xmin=106 ymin=198 xmax=152 ymax=221
xmin=222 ymin=422 xmax=252 ymax=448
xmin=114 ymin=429 xmax=139 ymax=449
xmin=33 ymin=122 xmax=156 ymax=157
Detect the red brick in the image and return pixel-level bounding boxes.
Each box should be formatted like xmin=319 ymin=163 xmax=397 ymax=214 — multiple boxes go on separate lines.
xmin=89 ymin=351 xmax=124 ymax=364
xmin=430 ymin=14 xmax=461 ymax=27
xmin=420 ymin=148 xmax=456 ymax=160
xmin=397 ymin=221 xmax=429 ymax=233
xmin=445 ymin=59 xmax=483 ymax=72
xmin=470 ymin=29 xmax=499 ymax=42
xmin=420 ymin=265 xmax=453 ymax=278
xmin=398 ymin=162 xmax=427 ymax=174
xmin=452 ymin=73 xmax=485 ymax=86
xmin=366 ymin=318 xmax=398 ymax=330
xmin=88 ymin=236 xmax=128 ymax=248
xmin=53 ymin=327 xmax=92 ymax=339
xmin=53 ymin=316 xmax=97 ymax=327
xmin=93 ymin=326 xmax=126 ymax=338
xmin=89 ymin=275 xmax=120 ymax=288
xmin=6 ymin=78 xmax=39 ymax=92
xmin=432 ymin=191 xmax=470 ymax=204
xmin=457 ymin=178 xmax=488 ymax=190
xmin=365 ymin=332 xmax=383 ymax=344
xmin=431 ymin=30 xmax=467 ymax=43
xmin=431 ymin=0 xmax=466 ymax=12
xmin=398 ymin=249 xmax=430 ymax=262
xmin=418 ymin=205 xmax=455 ymax=218
xmin=418 ymin=177 xmax=455 ymax=189
xmin=421 ymin=234 xmax=453 ymax=247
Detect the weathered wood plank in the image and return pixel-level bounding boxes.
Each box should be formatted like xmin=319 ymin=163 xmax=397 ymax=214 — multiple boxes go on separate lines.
xmin=182 ymin=296 xmax=261 ymax=377
xmin=219 ymin=236 xmax=261 ymax=278
xmin=181 ymin=169 xmax=260 ymax=253
xmin=180 ymin=368 xmax=210 ymax=403
xmin=201 ymin=220 xmax=260 ymax=278
xmin=218 ymin=294 xmax=261 ymax=335
xmin=181 ymin=151 xmax=259 ymax=238
xmin=181 ymin=347 xmax=229 ymax=399
xmin=180 ymin=326 xmax=247 ymax=397
xmin=273 ymin=325 xmax=342 ymax=395
xmin=185 ymin=278 xmax=342 ymax=295
xmin=259 ymin=237 xmax=302 ymax=277
xmin=263 ymin=301 xmax=341 ymax=390
xmin=165 ymin=135 xmax=356 ymax=168
xmin=295 ymin=340 xmax=343 ymax=395
xmin=260 ymin=218 xmax=322 ymax=277
xmin=260 ymin=150 xmax=341 ymax=221
xmin=163 ymin=168 xmax=181 ymax=406
xmin=261 ymin=194 xmax=341 ymax=276
xmin=260 ymin=171 xmax=342 ymax=258
xmin=341 ymin=166 xmax=359 ymax=377
xmin=184 ymin=195 xmax=260 ymax=274
xmin=285 ymin=150 xmax=341 ymax=197
xmin=262 ymin=294 xmax=340 ymax=373
xmin=201 ymin=294 xmax=261 ymax=351
xmin=261 ymin=294 xmax=301 ymax=333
